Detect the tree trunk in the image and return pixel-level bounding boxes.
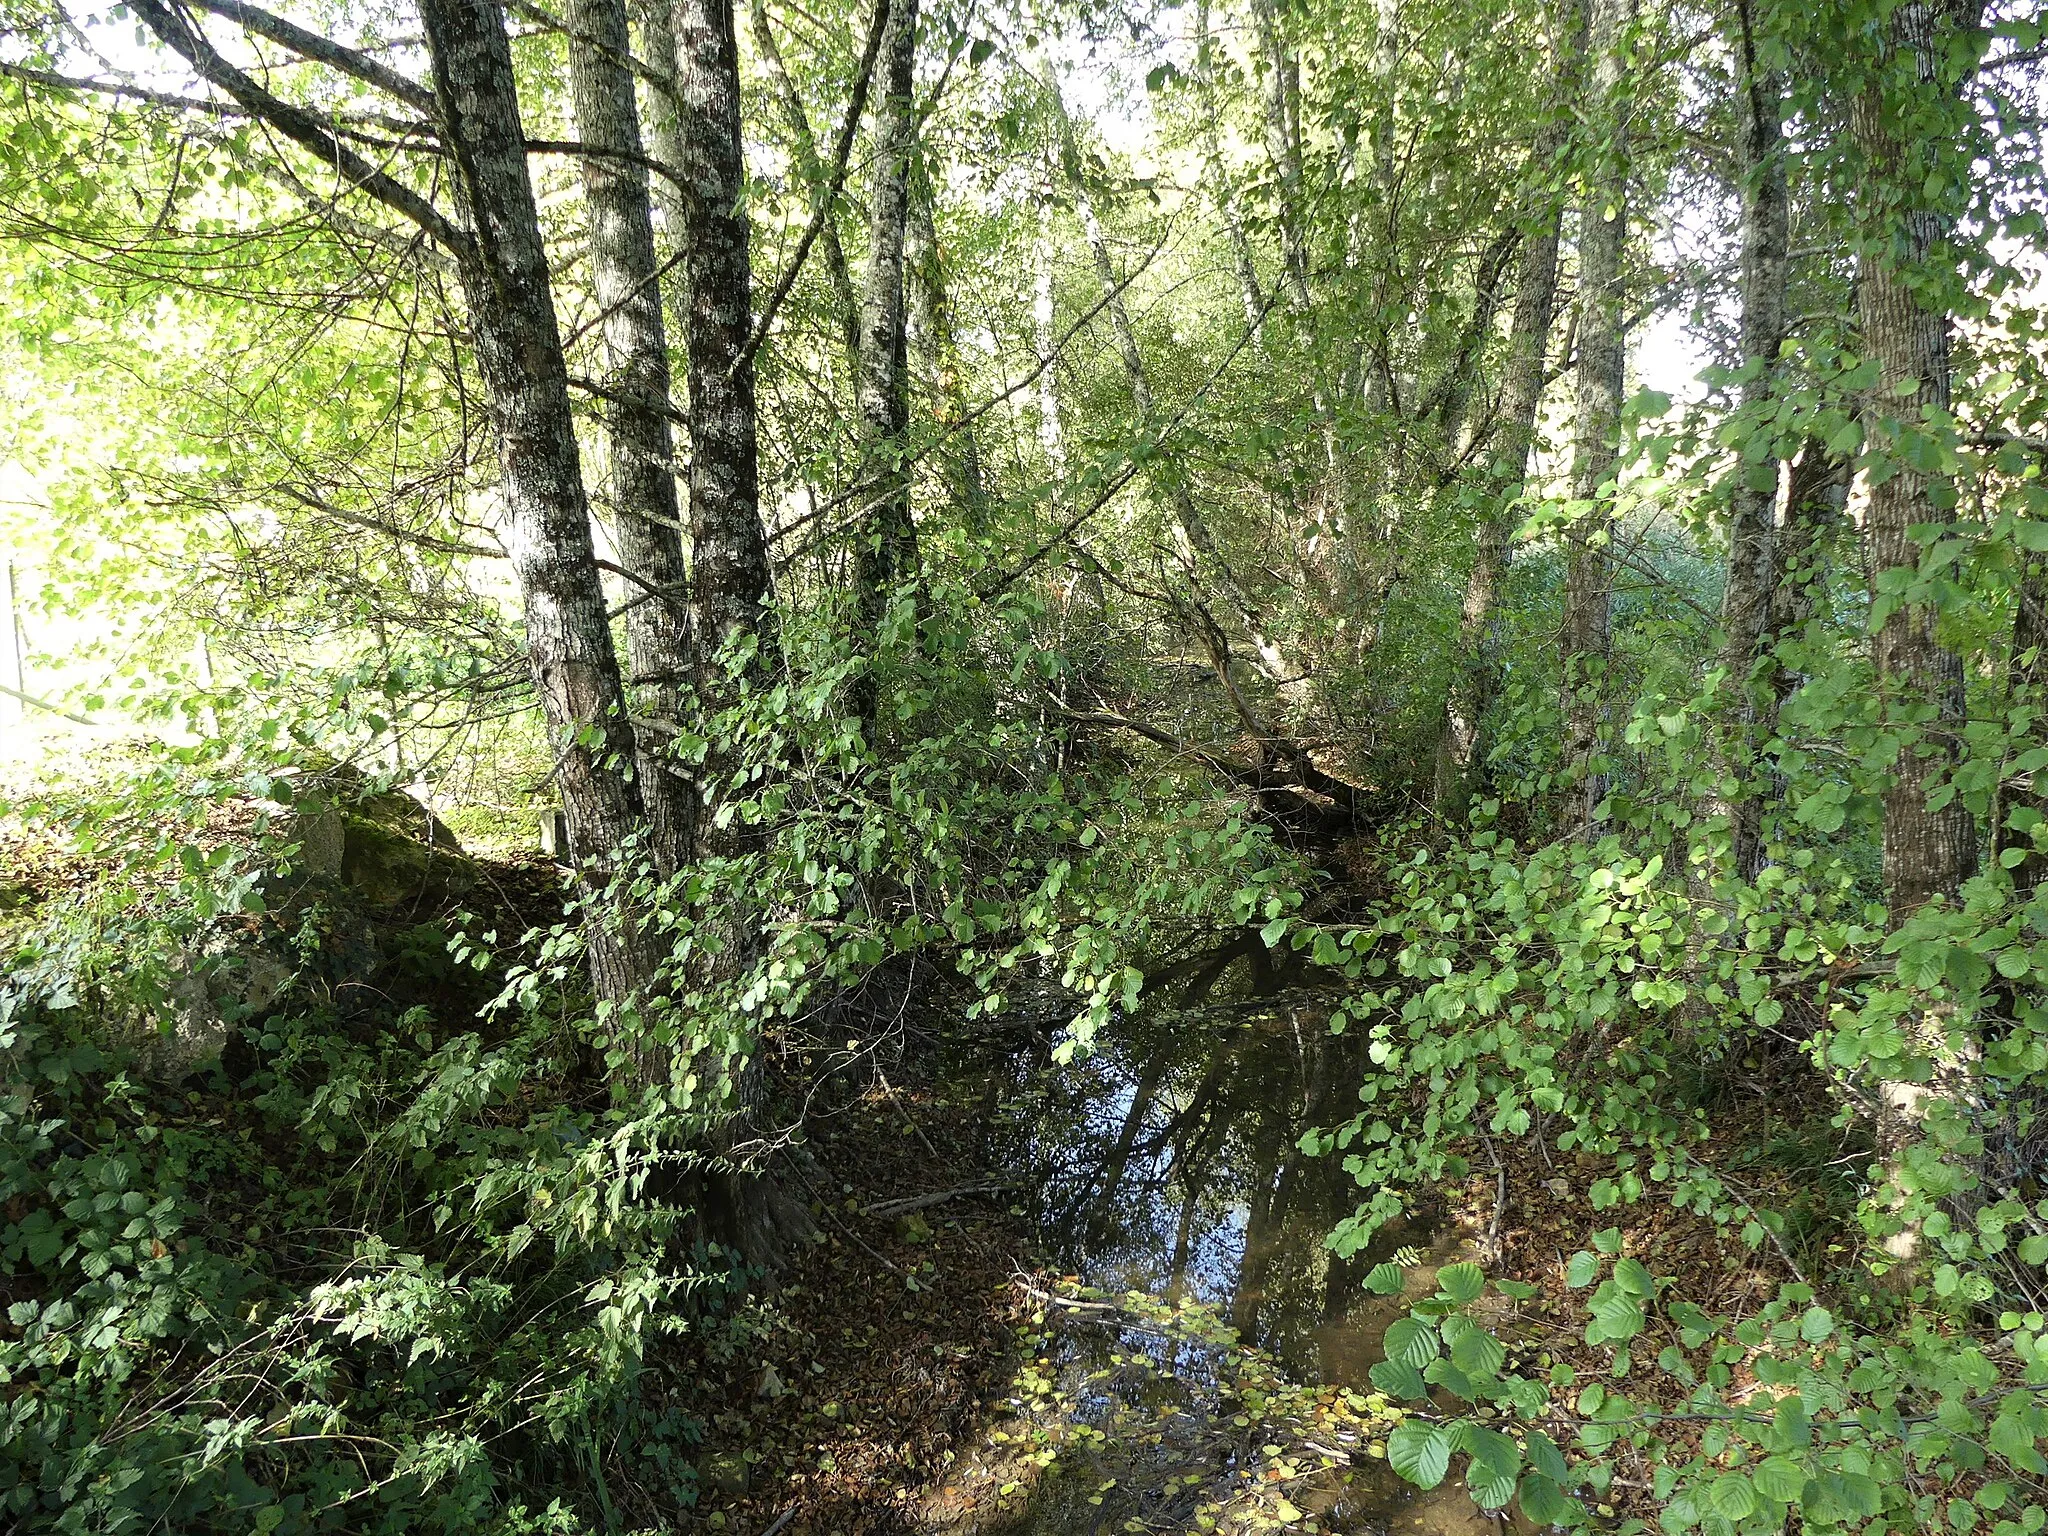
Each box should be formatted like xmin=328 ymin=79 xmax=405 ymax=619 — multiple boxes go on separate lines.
xmin=1852 ymin=0 xmax=1982 ymax=916
xmin=1763 ymin=448 xmax=1850 ymax=719
xmin=905 ymin=158 xmax=988 ymax=524
xmin=416 ymin=0 xmax=663 ymax=1011
xmin=1713 ymin=0 xmax=1792 ymax=882
xmin=1032 ymin=187 xmax=1068 ymax=481
xmin=1439 ymin=184 xmax=1563 ymax=816
xmin=671 ymin=0 xmax=777 ymax=738
xmin=565 ymin=0 xmax=697 ymax=875
xmin=1248 ymin=0 xmax=1312 ymax=312
xmin=670 ymin=0 xmax=811 ymax=1267
xmin=1848 ymin=0 xmax=1985 ymax=1281
xmin=852 ymin=0 xmax=923 ymax=676
xmin=1193 ymin=0 xmax=1266 ymax=334
xmin=633 ymin=0 xmax=693 ymax=351
xmin=1562 ymin=0 xmax=1631 ymax=837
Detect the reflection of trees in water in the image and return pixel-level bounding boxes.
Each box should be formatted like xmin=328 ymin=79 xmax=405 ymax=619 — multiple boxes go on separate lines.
xmin=1010 ymin=944 xmax=1379 ymax=1380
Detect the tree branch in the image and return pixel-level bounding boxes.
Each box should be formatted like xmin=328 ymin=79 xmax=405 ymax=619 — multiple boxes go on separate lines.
xmin=185 ymin=0 xmax=437 ymax=114
xmin=735 ymin=0 xmax=891 ymax=374
xmin=124 ymin=0 xmax=469 ymax=254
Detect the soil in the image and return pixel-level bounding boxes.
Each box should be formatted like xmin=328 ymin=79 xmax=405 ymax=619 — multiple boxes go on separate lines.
xmin=675 ymin=1066 xmax=1037 ymax=1536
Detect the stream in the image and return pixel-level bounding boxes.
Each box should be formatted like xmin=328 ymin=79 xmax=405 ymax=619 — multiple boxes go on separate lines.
xmin=953 ymin=979 xmax=1507 ymax=1536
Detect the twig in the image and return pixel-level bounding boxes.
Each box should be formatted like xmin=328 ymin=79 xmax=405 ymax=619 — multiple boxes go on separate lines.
xmin=874 ymin=1066 xmax=941 ymax=1160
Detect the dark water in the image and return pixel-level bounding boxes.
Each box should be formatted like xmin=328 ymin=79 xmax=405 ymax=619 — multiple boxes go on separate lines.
xmin=978 ymin=976 xmax=1495 ymax=1536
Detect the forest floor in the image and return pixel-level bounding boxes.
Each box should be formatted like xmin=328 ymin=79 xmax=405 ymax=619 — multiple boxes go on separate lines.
xmin=670 ymin=1061 xmax=1037 ymax=1536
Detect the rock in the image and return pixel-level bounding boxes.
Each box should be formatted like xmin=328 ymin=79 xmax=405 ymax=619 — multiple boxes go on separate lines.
xmin=141 ymin=950 xmax=230 ymax=1084
xmin=290 ymin=803 xmax=346 ymax=878
xmin=132 ymin=937 xmax=296 ymax=1083
xmin=278 ymin=755 xmax=475 ymax=908
xmin=338 ymin=807 xmax=475 ymax=908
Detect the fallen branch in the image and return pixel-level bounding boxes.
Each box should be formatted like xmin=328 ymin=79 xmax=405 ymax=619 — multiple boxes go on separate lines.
xmin=864 ymin=1182 xmax=1016 ymax=1219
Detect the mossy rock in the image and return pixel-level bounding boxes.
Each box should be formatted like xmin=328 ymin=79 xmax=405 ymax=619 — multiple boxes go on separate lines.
xmin=338 ymin=806 xmax=475 ymax=908
xmin=281 ymin=754 xmax=476 ymax=908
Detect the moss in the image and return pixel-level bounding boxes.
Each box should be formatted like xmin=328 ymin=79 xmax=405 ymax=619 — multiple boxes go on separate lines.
xmin=340 ymin=808 xmax=476 ymax=907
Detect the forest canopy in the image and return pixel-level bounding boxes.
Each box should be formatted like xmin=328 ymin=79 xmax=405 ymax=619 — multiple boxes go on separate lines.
xmin=3 ymin=0 xmax=2048 ymax=1530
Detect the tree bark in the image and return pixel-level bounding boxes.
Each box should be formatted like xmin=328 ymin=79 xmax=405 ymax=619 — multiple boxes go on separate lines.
xmin=671 ymin=0 xmax=777 ymax=739
xmin=565 ymin=0 xmax=697 ymax=874
xmin=1852 ymin=0 xmax=1983 ymax=916
xmin=1713 ymin=0 xmax=1792 ymax=882
xmin=1848 ymin=0 xmax=1985 ymax=1281
xmin=1193 ymin=0 xmax=1266 ymax=334
xmin=416 ymin=0 xmax=662 ymax=1011
xmin=1248 ymin=0 xmax=1312 ymax=313
xmin=1562 ymin=0 xmax=1631 ymax=837
xmin=1032 ymin=186 xmax=1068 ymax=482
xmin=670 ymin=0 xmax=812 ymax=1267
xmin=633 ymin=0 xmax=692 ymax=336
xmin=905 ymin=157 xmax=988 ymax=524
xmin=852 ymin=0 xmax=923 ymax=677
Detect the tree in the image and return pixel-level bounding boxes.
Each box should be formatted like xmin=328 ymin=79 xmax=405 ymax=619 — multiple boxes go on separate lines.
xmin=1712 ymin=0 xmax=1795 ymax=881
xmin=565 ymin=0 xmax=697 ymax=874
xmin=1562 ymin=0 xmax=1632 ymax=835
xmin=852 ymin=0 xmax=924 ymax=686
xmin=1849 ymin=0 xmax=1984 ymax=915
xmin=1438 ymin=3 xmax=1574 ymax=816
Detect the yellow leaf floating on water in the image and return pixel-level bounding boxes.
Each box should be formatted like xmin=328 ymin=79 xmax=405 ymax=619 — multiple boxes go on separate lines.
xmin=1272 ymin=1497 xmax=1304 ymax=1523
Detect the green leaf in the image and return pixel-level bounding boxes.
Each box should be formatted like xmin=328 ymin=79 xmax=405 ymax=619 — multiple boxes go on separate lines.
xmin=1438 ymin=1261 xmax=1485 ymax=1304
xmin=1710 ymin=1472 xmax=1758 ymax=1520
xmin=1769 ymin=1395 xmax=1811 ymax=1451
xmin=1384 ymin=1317 xmax=1441 ymax=1369
xmin=1525 ymin=1431 xmax=1567 ymax=1483
xmin=1388 ymin=1421 xmax=1451 ymax=1490
xmin=1588 ymin=1290 xmax=1645 ymax=1343
xmin=1449 ymin=1323 xmax=1506 ymax=1377
xmin=1807 ymin=1471 xmax=1882 ymax=1521
xmin=1612 ymin=1257 xmax=1654 ymax=1298
xmin=1565 ymin=1251 xmax=1601 ymax=1288
xmin=1518 ymin=1473 xmax=1572 ymax=1524
xmin=1364 ymin=1261 xmax=1405 ymax=1295
xmin=1754 ymin=1456 xmax=1807 ymax=1504
xmin=1369 ymin=1358 xmax=1428 ymax=1400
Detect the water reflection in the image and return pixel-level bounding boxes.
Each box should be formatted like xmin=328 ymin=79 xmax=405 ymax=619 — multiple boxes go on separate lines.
xmin=998 ymin=970 xmax=1440 ymax=1391
xmin=962 ymin=962 xmax=1502 ymax=1536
